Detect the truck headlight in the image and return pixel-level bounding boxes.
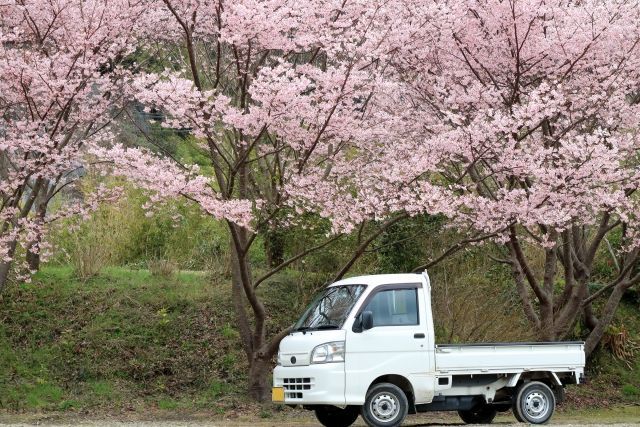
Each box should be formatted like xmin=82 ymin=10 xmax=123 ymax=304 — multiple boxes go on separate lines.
xmin=311 ymin=341 xmax=345 ymax=363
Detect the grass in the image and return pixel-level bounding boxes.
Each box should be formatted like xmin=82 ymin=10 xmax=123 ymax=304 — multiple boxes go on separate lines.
xmin=0 ymin=265 xmax=321 ymax=414
xmin=556 ymin=405 xmax=640 ymax=423
xmin=0 ymin=266 xmax=251 ymax=412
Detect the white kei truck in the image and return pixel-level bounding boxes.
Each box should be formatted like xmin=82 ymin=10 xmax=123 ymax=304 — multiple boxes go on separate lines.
xmin=272 ymin=272 xmax=585 ymax=427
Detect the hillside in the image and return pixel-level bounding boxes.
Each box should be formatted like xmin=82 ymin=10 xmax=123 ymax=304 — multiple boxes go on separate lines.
xmin=0 ymin=266 xmax=638 ymax=416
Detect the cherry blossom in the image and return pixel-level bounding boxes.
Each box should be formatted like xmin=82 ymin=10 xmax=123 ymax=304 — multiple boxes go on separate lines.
xmin=0 ymin=0 xmax=147 ymax=289
xmin=291 ymin=0 xmax=640 ymax=355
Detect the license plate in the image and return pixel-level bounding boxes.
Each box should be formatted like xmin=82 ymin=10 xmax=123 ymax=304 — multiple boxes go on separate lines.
xmin=272 ymin=387 xmax=285 ymax=402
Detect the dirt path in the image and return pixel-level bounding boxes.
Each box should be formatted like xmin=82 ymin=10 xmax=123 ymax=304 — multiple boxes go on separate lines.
xmin=1 ymin=406 xmax=638 ymax=426
xmin=0 ymin=422 xmax=638 ymax=427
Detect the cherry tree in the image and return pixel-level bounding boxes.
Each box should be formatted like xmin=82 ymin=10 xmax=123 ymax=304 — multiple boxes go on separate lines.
xmin=0 ymin=0 xmax=145 ymax=290
xmin=97 ymin=0 xmax=416 ymax=400
xmin=297 ymin=0 xmax=640 ymax=355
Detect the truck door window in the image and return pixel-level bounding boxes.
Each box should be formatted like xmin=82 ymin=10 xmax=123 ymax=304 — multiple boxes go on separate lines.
xmin=364 ymin=289 xmax=418 ymax=326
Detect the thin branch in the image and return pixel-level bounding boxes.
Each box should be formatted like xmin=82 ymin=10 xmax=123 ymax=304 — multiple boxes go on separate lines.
xmin=260 ymin=324 xmax=294 ymax=358
xmin=604 ymin=236 xmax=620 ymax=273
xmin=334 ymin=214 xmax=409 ymax=282
xmin=254 ymin=235 xmax=341 ymax=289
xmin=412 ymin=227 xmax=509 ymax=272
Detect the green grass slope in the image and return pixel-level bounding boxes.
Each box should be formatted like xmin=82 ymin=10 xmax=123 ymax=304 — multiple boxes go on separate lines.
xmin=0 ymin=266 xmax=637 ymax=415
xmin=0 ymin=267 xmax=274 ymax=412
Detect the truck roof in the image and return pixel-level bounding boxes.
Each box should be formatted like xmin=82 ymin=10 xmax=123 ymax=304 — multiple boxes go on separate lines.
xmin=329 ymin=273 xmax=427 ymax=288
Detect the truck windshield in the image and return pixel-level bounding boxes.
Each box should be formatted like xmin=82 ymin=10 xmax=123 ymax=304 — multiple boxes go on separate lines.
xmin=294 ymin=285 xmax=366 ymax=331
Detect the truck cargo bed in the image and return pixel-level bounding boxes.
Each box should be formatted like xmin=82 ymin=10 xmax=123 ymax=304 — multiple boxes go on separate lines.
xmin=435 ymin=341 xmax=585 ymax=375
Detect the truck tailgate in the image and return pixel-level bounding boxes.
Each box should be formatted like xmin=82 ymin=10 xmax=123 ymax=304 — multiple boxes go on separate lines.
xmin=435 ymin=342 xmax=585 ymax=374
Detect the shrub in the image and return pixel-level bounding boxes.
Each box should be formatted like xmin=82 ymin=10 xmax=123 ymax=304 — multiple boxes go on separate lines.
xmin=47 ymin=178 xmax=230 ymax=273
xmin=429 ymin=246 xmax=530 ymax=343
xmin=71 ymin=235 xmax=111 ymax=280
xmin=622 ymin=384 xmax=639 ymax=397
xmin=148 ymin=259 xmax=177 ymax=278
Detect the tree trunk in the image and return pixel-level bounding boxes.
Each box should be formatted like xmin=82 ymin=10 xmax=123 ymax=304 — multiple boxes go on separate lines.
xmin=583 ymin=305 xmax=599 ymax=330
xmin=229 ymin=239 xmax=254 ymax=361
xmin=26 ymin=248 xmax=41 ymax=272
xmin=584 ymin=284 xmax=627 ymax=355
xmin=227 ymin=224 xmax=273 ymax=401
xmin=538 ymin=310 xmax=556 ymax=341
xmin=0 ymin=239 xmax=18 ymax=294
xmin=248 ymin=354 xmax=273 ymax=401
xmin=264 ymin=229 xmax=285 ymax=268
xmin=0 ymin=261 xmax=11 ymax=294
xmin=25 ymin=200 xmax=48 ymax=272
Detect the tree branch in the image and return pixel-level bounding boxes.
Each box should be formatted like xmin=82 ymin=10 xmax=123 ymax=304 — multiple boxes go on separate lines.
xmin=334 ymin=214 xmax=408 ymax=282
xmin=254 ymin=235 xmax=341 ymax=289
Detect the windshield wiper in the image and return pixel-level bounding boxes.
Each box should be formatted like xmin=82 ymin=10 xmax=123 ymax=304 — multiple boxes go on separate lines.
xmin=293 ymin=324 xmax=340 ymax=333
xmin=313 ymin=324 xmax=340 ymax=330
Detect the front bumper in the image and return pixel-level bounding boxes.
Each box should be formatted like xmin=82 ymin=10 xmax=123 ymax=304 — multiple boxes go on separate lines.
xmin=273 ymin=363 xmax=345 ymax=405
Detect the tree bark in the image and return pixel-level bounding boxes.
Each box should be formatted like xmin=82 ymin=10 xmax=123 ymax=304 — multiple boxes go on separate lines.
xmin=0 ymin=261 xmax=11 ymax=294
xmin=500 ymin=221 xmax=639 ymax=357
xmin=248 ymin=354 xmax=273 ymax=401
xmin=583 ymin=304 xmax=599 ymax=330
xmin=264 ymin=229 xmax=285 ymax=268
xmin=25 ymin=201 xmax=48 ymax=272
xmin=227 ymin=223 xmax=271 ymax=400
xmin=0 ymin=239 xmax=17 ymax=294
xmin=229 ymin=238 xmax=254 ymax=361
xmin=584 ymin=284 xmax=627 ymax=355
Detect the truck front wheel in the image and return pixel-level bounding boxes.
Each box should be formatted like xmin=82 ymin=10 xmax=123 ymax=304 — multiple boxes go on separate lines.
xmin=361 ymin=383 xmax=409 ymax=427
xmin=314 ymin=405 xmax=360 ymax=427
xmin=458 ymin=404 xmax=497 ymax=424
xmin=514 ymin=381 xmax=556 ymax=424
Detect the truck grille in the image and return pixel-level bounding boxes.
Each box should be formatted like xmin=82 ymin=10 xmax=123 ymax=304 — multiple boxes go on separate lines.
xmin=282 ymin=377 xmax=313 ymax=399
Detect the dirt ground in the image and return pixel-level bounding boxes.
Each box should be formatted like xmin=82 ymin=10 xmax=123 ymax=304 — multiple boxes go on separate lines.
xmin=1 ymin=406 xmax=639 ymax=427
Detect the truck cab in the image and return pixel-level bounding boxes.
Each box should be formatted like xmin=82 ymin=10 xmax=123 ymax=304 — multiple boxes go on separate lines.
xmin=272 ymin=272 xmax=585 ymax=427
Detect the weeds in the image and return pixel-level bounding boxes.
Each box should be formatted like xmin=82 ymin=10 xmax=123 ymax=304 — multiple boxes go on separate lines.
xmin=148 ymin=259 xmax=177 ymax=278
xmin=622 ymin=384 xmax=639 ymax=397
xmin=71 ymin=235 xmax=111 ymax=279
xmin=602 ymin=324 xmax=638 ymax=368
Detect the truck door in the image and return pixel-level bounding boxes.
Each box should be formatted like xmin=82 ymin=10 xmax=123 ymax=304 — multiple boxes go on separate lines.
xmin=344 ymin=283 xmax=434 ymax=404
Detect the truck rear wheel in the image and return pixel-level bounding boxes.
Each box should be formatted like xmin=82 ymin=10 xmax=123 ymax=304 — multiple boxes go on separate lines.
xmin=511 ymin=399 xmax=525 ymax=423
xmin=314 ymin=405 xmax=359 ymax=427
xmin=458 ymin=404 xmax=497 ymax=424
xmin=514 ymin=381 xmax=556 ymax=424
xmin=361 ymin=383 xmax=408 ymax=427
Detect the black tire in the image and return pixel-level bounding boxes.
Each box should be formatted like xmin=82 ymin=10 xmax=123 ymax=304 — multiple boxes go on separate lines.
xmin=361 ymin=383 xmax=409 ymax=427
xmin=314 ymin=405 xmax=360 ymax=427
xmin=514 ymin=381 xmax=556 ymax=424
xmin=458 ymin=404 xmax=497 ymax=424
xmin=512 ymin=397 xmax=525 ymax=423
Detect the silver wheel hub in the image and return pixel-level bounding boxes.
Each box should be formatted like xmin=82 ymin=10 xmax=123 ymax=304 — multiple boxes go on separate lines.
xmin=524 ymin=391 xmax=549 ymax=420
xmin=371 ymin=392 xmax=399 ymax=422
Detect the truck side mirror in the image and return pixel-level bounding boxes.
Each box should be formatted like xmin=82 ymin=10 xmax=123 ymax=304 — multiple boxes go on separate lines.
xmin=361 ymin=311 xmax=374 ymax=331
